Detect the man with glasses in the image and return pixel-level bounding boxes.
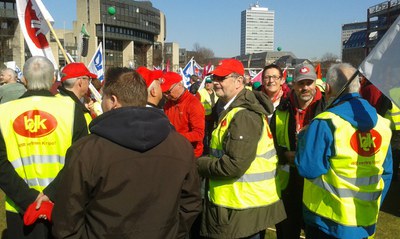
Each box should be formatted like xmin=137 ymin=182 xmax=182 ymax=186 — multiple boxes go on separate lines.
xmin=270 ymin=63 xmax=326 ymax=239
xmin=197 ymin=59 xmax=286 ymax=239
xmin=162 ymin=71 xmax=205 ymax=158
xmin=58 ymin=62 xmax=97 ymax=126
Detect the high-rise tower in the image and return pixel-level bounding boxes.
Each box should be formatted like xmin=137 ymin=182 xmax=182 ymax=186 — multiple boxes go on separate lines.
xmin=240 ymin=3 xmax=274 ymax=55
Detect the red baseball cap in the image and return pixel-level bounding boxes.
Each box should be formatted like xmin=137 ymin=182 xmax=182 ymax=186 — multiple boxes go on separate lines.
xmin=61 ymin=63 xmax=97 ymax=82
xmin=136 ymin=66 xmax=163 ymax=88
xmin=210 ymin=59 xmax=244 ymax=76
xmin=161 ymin=72 xmax=182 ymax=92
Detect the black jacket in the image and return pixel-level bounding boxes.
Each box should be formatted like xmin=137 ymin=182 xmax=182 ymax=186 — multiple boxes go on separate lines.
xmin=52 ymin=107 xmax=202 ymax=239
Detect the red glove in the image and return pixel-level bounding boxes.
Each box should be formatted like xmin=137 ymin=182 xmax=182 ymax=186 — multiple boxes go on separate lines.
xmin=23 ymin=201 xmax=54 ymax=225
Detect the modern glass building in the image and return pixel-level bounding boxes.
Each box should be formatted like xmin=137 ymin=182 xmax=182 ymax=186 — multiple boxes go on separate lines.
xmin=0 ymin=0 xmax=166 ymax=69
xmin=240 ymin=4 xmax=274 ymax=56
xmin=77 ymin=0 xmax=165 ymax=68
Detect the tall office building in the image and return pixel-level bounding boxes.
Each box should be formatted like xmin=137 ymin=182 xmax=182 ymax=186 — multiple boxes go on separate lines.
xmin=240 ymin=3 xmax=274 ymax=56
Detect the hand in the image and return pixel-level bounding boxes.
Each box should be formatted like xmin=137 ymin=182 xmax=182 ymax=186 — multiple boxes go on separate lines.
xmin=35 ymin=193 xmax=52 ymax=209
xmin=284 ymin=151 xmax=296 ymax=166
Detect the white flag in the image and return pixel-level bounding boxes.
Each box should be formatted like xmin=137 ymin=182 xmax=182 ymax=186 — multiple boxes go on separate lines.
xmin=88 ymin=43 xmax=104 ymax=82
xmin=359 ymin=16 xmax=400 ymax=108
xmin=16 ymin=0 xmax=57 ymax=68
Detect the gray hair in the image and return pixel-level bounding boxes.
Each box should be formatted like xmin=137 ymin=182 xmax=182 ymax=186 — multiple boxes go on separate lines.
xmin=1 ymin=68 xmax=18 ymax=83
xmin=62 ymin=77 xmax=79 ymax=89
xmin=23 ymin=56 xmax=55 ymax=90
xmin=326 ymin=63 xmax=360 ymax=95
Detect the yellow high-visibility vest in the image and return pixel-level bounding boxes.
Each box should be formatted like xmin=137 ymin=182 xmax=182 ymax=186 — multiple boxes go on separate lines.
xmin=56 ymin=93 xmax=92 ymax=128
xmin=0 ymin=96 xmax=75 ymax=213
xmin=385 ymin=103 xmax=400 ymax=130
xmin=209 ymin=107 xmax=280 ymax=209
xmin=198 ymin=88 xmax=217 ymax=116
xmin=303 ymin=111 xmax=391 ymax=226
xmin=274 ymin=109 xmax=291 ymax=190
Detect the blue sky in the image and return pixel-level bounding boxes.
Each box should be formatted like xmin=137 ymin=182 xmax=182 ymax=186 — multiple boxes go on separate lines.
xmin=42 ymin=0 xmax=383 ymax=60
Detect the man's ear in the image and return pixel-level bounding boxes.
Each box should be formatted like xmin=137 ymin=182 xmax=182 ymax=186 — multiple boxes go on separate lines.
xmin=110 ymin=94 xmax=122 ymax=109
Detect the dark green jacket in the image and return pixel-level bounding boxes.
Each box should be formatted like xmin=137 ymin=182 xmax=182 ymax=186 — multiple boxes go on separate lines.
xmin=197 ymin=88 xmax=286 ymax=238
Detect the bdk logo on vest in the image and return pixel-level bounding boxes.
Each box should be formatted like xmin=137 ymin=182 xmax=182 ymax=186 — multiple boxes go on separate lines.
xmin=350 ymin=129 xmax=382 ymax=157
xmin=13 ymin=110 xmax=57 ymax=138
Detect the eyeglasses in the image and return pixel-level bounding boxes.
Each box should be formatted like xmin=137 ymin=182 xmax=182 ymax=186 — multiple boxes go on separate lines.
xmin=164 ymin=83 xmax=179 ymax=95
xmin=212 ymin=74 xmax=238 ymax=82
xmin=79 ymin=77 xmax=92 ymax=84
xmin=264 ymin=75 xmax=281 ymax=81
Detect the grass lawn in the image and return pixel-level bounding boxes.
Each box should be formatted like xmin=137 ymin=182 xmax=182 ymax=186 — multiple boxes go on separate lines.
xmin=0 ymin=181 xmax=399 ymax=238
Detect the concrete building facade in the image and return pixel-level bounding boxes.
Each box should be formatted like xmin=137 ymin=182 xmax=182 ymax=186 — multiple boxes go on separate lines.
xmin=240 ymin=3 xmax=274 ymax=56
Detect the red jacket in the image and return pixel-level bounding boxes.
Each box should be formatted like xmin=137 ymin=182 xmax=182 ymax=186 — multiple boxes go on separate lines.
xmin=164 ymin=90 xmax=205 ymax=157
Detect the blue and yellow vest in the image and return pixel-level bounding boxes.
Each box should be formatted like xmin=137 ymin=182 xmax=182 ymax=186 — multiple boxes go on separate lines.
xmin=0 ymin=96 xmax=75 ymax=213
xmin=303 ymin=111 xmax=391 ymax=226
xmin=209 ymin=107 xmax=280 ymax=209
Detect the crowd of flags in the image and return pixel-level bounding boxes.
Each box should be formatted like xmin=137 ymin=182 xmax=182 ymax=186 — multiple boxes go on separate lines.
xmin=9 ymin=0 xmax=400 ymax=103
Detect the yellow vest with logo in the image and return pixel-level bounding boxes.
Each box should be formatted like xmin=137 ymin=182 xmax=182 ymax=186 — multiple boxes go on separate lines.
xmin=0 ymin=96 xmax=75 ymax=213
xmin=274 ymin=109 xmax=291 ymax=190
xmin=198 ymin=88 xmax=217 ymax=116
xmin=385 ymin=103 xmax=400 ymax=130
xmin=209 ymin=107 xmax=280 ymax=209
xmin=56 ymin=93 xmax=92 ymax=128
xmin=303 ymin=111 xmax=391 ymax=226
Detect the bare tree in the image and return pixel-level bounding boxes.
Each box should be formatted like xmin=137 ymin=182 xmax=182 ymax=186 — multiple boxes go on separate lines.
xmin=320 ymin=52 xmax=339 ymax=62
xmin=192 ymin=43 xmax=215 ymax=65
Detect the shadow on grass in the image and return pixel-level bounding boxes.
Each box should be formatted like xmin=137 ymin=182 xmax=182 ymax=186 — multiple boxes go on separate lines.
xmin=381 ymin=180 xmax=400 ymax=217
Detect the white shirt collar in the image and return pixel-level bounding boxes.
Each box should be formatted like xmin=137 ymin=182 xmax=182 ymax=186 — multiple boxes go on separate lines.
xmin=223 ymin=95 xmax=237 ymax=110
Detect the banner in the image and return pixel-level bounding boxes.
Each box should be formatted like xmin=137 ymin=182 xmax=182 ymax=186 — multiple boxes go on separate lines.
xmin=16 ymin=0 xmax=57 ymax=68
xmin=88 ymin=43 xmax=104 ymax=82
xmin=181 ymin=57 xmax=194 ymax=88
xmin=359 ymin=16 xmax=400 ymax=108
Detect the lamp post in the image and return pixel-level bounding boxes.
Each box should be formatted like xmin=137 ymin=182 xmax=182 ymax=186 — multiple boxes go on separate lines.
xmin=102 ymin=6 xmax=116 ymax=70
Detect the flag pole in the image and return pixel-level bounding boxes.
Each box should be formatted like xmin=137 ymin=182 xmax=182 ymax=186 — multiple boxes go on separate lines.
xmin=45 ymin=19 xmax=70 ymax=64
xmin=325 ymin=69 xmax=359 ymax=109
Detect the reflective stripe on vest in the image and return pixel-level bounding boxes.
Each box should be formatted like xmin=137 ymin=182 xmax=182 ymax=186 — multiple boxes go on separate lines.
xmin=0 ymin=96 xmax=75 ymax=213
xmin=274 ymin=109 xmax=291 ymax=190
xmin=385 ymin=103 xmax=400 ymax=130
xmin=209 ymin=107 xmax=280 ymax=209
xmin=303 ymin=111 xmax=391 ymax=227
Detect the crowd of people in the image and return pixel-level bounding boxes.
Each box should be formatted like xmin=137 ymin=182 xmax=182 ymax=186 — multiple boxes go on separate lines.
xmin=0 ymin=56 xmax=395 ymax=239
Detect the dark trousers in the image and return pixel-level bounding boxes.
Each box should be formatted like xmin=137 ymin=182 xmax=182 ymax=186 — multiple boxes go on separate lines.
xmin=392 ymin=149 xmax=400 ymax=181
xmin=275 ymin=172 xmax=304 ymax=239
xmin=5 ymin=211 xmax=53 ymax=239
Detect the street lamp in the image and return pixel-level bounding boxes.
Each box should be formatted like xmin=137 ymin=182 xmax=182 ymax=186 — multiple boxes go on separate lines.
xmin=102 ymin=6 xmax=116 ymax=69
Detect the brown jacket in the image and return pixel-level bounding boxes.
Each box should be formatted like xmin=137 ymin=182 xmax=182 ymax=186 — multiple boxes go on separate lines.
xmin=52 ymin=107 xmax=202 ymax=239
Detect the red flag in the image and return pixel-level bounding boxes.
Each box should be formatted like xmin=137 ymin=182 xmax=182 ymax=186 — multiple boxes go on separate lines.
xmin=251 ymin=70 xmax=263 ymax=83
xmin=282 ymin=67 xmax=288 ymax=80
xmin=202 ymin=63 xmax=212 ymax=78
xmin=315 ymin=63 xmax=322 ymax=79
xmin=16 ymin=0 xmax=57 ymax=67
